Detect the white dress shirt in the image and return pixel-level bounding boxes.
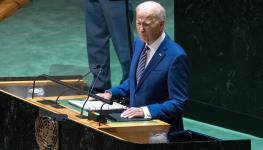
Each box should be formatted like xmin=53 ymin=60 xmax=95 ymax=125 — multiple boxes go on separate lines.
xmin=141 ymin=32 xmax=166 ymax=118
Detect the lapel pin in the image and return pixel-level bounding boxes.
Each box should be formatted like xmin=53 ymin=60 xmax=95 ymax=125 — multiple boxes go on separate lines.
xmin=159 ymin=53 xmax=162 ymax=57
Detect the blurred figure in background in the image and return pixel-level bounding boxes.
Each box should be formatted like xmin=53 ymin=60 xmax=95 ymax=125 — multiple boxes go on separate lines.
xmin=85 ymin=0 xmax=133 ymax=93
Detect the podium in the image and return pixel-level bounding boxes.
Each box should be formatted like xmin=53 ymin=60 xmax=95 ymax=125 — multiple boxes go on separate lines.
xmin=0 ymin=76 xmax=250 ymax=150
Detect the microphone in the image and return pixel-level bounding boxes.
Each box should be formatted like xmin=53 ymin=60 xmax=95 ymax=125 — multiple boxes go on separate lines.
xmin=80 ymin=66 xmax=104 ymax=115
xmin=54 ymin=66 xmax=99 ymax=104
xmin=89 ymin=65 xmax=103 ymax=94
xmin=31 ymin=65 xmax=101 ymax=100
xmin=37 ymin=74 xmax=112 ymax=105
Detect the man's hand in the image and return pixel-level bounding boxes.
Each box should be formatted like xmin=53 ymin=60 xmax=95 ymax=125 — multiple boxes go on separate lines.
xmin=96 ymin=92 xmax=112 ymax=100
xmin=121 ymin=107 xmax=145 ymax=118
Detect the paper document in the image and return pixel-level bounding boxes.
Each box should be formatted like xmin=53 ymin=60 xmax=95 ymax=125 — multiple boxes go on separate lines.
xmin=69 ymin=100 xmax=127 ymax=111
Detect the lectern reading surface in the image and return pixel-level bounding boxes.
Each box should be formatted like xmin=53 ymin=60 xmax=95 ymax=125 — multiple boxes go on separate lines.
xmin=0 ymin=76 xmax=251 ymax=150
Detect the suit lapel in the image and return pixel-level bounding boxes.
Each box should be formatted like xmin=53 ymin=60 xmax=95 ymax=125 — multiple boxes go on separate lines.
xmin=136 ymin=39 xmax=168 ymax=89
xmin=131 ymin=41 xmax=145 ymax=88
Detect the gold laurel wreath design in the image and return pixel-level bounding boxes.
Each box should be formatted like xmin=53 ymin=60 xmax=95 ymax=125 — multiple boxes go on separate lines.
xmin=35 ymin=115 xmax=59 ymax=150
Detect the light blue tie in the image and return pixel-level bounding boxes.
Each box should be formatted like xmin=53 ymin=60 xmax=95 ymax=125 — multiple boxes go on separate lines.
xmin=136 ymin=46 xmax=149 ymax=84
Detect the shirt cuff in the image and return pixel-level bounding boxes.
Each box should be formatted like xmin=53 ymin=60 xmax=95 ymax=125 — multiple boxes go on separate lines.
xmin=105 ymin=90 xmax=112 ymax=95
xmin=141 ymin=106 xmax=152 ymax=119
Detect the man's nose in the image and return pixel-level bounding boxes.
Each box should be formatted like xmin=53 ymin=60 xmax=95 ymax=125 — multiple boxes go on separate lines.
xmin=139 ymin=26 xmax=145 ymax=32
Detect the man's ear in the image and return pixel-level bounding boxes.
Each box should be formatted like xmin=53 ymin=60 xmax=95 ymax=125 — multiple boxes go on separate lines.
xmin=160 ymin=21 xmax=165 ymax=31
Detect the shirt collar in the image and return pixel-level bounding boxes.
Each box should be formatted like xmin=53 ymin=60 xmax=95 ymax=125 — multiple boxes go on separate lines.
xmin=146 ymin=32 xmax=166 ymax=51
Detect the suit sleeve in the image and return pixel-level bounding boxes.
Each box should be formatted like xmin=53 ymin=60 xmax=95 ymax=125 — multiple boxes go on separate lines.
xmin=109 ymin=79 xmax=130 ymax=100
xmin=147 ymin=55 xmax=190 ymax=120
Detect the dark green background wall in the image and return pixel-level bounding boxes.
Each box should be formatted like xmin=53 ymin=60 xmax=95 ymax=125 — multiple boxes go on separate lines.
xmin=174 ymin=0 xmax=263 ymax=136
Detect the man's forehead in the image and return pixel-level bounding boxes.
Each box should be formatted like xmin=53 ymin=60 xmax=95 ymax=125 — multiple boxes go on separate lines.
xmin=136 ymin=13 xmax=156 ymax=21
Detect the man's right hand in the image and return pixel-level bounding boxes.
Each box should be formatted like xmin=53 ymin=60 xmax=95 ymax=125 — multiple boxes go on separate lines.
xmin=96 ymin=92 xmax=112 ymax=100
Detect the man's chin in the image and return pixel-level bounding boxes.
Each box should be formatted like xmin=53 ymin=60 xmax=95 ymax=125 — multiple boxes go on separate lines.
xmin=140 ymin=37 xmax=149 ymax=43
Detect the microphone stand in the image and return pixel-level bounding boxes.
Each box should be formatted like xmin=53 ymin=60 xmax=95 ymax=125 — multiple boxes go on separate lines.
xmin=38 ymin=74 xmax=112 ymax=105
xmin=99 ymin=103 xmax=106 ymax=126
xmin=36 ymin=67 xmax=110 ymax=124
xmin=32 ymin=79 xmax=36 ymax=99
xmin=55 ymin=70 xmax=93 ymax=104
xmin=80 ymin=67 xmax=108 ymax=124
xmin=80 ymin=67 xmax=103 ymax=115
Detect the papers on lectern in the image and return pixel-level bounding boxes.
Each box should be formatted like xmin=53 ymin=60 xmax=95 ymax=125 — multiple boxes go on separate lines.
xmin=68 ymin=100 xmax=127 ymax=111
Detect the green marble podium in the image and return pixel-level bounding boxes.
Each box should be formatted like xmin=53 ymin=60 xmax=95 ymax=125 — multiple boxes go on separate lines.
xmin=0 ymin=76 xmax=250 ymax=150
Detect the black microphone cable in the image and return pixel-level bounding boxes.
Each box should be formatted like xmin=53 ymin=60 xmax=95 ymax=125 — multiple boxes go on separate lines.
xmin=80 ymin=66 xmax=103 ymax=115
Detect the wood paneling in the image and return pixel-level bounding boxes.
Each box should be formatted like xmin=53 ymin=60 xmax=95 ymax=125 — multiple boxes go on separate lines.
xmin=0 ymin=0 xmax=29 ymax=21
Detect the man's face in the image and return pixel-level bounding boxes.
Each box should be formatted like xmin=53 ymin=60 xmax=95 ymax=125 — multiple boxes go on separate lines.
xmin=136 ymin=10 xmax=164 ymax=44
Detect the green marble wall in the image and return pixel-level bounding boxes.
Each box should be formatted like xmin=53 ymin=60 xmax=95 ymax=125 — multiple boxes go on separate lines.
xmin=174 ymin=0 xmax=263 ymax=136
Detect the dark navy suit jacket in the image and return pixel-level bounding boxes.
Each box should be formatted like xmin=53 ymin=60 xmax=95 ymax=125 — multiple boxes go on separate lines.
xmin=110 ymin=34 xmax=189 ymax=132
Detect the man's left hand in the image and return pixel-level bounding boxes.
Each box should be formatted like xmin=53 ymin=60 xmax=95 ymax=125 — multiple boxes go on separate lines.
xmin=120 ymin=107 xmax=145 ymax=118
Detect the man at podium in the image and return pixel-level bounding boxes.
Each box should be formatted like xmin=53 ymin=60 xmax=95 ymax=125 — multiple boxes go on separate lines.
xmin=98 ymin=1 xmax=189 ymax=133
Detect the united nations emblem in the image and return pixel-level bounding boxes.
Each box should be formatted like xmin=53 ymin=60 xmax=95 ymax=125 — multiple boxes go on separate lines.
xmin=35 ymin=115 xmax=59 ymax=150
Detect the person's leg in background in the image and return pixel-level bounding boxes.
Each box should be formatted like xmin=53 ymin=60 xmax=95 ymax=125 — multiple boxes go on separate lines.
xmin=101 ymin=0 xmax=133 ymax=84
xmin=85 ymin=0 xmax=111 ymax=92
xmin=85 ymin=0 xmax=133 ymax=92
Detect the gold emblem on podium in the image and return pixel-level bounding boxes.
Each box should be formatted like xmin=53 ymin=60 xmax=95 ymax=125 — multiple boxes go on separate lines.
xmin=35 ymin=115 xmax=59 ymax=150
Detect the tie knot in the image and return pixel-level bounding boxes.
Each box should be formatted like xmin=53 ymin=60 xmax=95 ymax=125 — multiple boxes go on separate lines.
xmin=143 ymin=46 xmax=150 ymax=53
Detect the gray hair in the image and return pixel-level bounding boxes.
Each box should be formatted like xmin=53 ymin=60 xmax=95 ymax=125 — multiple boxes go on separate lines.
xmin=136 ymin=1 xmax=166 ymax=21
